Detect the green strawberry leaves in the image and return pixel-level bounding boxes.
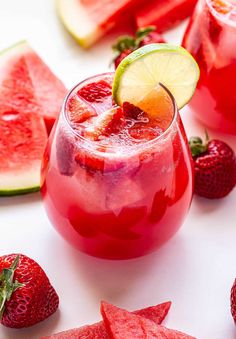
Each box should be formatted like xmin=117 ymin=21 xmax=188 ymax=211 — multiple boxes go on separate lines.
xmin=189 ymin=131 xmax=209 ymax=157
xmin=0 ymin=255 xmax=24 ymax=319
xmin=112 ymin=26 xmax=156 ymax=56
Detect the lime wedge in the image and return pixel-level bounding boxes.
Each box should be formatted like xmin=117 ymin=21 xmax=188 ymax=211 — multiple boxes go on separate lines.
xmin=112 ymin=43 xmax=200 ymax=111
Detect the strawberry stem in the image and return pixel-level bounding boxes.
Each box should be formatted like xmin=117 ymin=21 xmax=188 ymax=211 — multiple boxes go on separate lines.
xmin=112 ymin=35 xmax=136 ymax=55
xmin=189 ymin=133 xmax=209 ymax=157
xmin=135 ymin=26 xmax=156 ymax=45
xmin=0 ymin=255 xmax=24 ymax=319
xmin=112 ymin=26 xmax=157 ymax=57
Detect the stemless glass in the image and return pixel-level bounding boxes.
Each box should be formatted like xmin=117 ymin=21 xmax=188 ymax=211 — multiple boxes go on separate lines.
xmin=41 ymin=73 xmax=193 ymax=259
xmin=182 ymin=0 xmax=236 ymax=134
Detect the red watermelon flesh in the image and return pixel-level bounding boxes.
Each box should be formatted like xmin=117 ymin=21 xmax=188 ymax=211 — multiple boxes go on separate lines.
xmin=41 ymin=301 xmax=171 ymax=338
xmin=23 ymin=45 xmax=67 ymax=133
xmin=135 ymin=0 xmax=198 ymax=33
xmin=79 ymin=0 xmax=142 ymax=26
xmin=0 ymin=42 xmax=48 ymax=194
xmin=101 ymin=301 xmax=196 ymax=339
xmin=0 ymin=41 xmax=67 ymax=134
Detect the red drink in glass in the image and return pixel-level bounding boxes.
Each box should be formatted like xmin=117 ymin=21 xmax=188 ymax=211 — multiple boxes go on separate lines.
xmin=41 ymin=73 xmax=193 ymax=259
xmin=183 ymin=0 xmax=236 ymax=134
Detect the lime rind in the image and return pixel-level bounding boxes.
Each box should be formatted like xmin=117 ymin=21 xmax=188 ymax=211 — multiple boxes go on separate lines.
xmin=113 ymin=43 xmax=200 ymax=109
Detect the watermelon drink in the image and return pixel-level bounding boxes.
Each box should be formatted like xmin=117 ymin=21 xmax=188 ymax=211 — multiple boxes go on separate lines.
xmin=41 ymin=71 xmax=193 ymax=259
xmin=182 ymin=0 xmax=236 ymax=134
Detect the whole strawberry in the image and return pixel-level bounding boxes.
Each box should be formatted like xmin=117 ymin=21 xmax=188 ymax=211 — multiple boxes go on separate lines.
xmin=0 ymin=254 xmax=59 ymax=328
xmin=189 ymin=134 xmax=236 ymax=199
xmin=112 ymin=26 xmax=165 ymax=68
xmin=231 ymin=279 xmax=236 ymax=323
xmin=114 ymin=48 xmax=133 ymax=69
xmin=139 ymin=31 xmax=165 ymax=47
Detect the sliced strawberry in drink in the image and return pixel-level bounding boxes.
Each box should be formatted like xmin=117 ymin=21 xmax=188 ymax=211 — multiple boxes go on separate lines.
xmin=101 ymin=301 xmax=196 ymax=339
xmin=84 ymin=106 xmax=125 ymax=140
xmin=41 ymin=301 xmax=171 ymax=338
xmin=122 ymin=102 xmax=143 ymax=119
xmin=123 ymin=102 xmax=164 ymax=141
xmin=78 ymin=80 xmax=112 ymax=103
xmin=56 ymin=96 xmax=97 ymax=176
xmin=135 ymin=0 xmax=198 ymax=32
xmin=66 ymin=95 xmax=97 ymax=123
xmin=75 ymin=149 xmax=106 ymax=172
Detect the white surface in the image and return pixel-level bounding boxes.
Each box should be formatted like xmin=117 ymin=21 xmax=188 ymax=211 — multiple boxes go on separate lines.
xmin=0 ymin=1 xmax=236 ymax=338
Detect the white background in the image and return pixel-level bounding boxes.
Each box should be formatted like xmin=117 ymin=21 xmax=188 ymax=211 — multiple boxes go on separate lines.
xmin=0 ymin=1 xmax=236 ymax=338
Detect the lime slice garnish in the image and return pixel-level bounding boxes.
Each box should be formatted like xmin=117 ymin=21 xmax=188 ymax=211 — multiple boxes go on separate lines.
xmin=112 ymin=43 xmax=200 ymax=111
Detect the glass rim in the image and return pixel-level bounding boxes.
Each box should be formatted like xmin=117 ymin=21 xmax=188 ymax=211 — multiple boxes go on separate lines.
xmin=206 ymin=0 xmax=236 ymax=27
xmin=62 ymin=72 xmax=178 ymax=152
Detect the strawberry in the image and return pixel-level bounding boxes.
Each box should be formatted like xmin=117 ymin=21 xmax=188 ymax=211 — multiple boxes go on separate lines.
xmin=189 ymin=133 xmax=236 ymax=199
xmin=112 ymin=26 xmax=165 ymax=68
xmin=84 ymin=107 xmax=125 ymax=140
xmin=77 ymin=80 xmax=112 ymax=103
xmin=231 ymin=279 xmax=236 ymax=324
xmin=139 ymin=31 xmax=165 ymax=47
xmin=0 ymin=254 xmax=59 ymax=328
xmin=114 ymin=49 xmax=133 ymax=69
xmin=67 ymin=95 xmax=97 ymax=123
xmin=122 ymin=102 xmax=143 ymax=119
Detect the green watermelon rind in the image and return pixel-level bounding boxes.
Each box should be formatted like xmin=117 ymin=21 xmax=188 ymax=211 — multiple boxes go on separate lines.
xmin=0 ymin=163 xmax=42 ymax=196
xmin=0 ymin=186 xmax=40 ymax=196
xmin=0 ymin=41 xmax=45 ymax=197
xmin=0 ymin=162 xmax=42 ymax=197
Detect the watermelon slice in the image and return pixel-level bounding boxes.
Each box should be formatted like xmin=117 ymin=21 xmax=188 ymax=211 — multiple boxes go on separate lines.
xmin=41 ymin=301 xmax=171 ymax=338
xmin=56 ymin=0 xmax=145 ymax=48
xmin=0 ymin=41 xmax=66 ymax=195
xmin=101 ymin=301 xmax=196 ymax=339
xmin=0 ymin=41 xmax=67 ymax=133
xmin=135 ymin=0 xmax=198 ymax=33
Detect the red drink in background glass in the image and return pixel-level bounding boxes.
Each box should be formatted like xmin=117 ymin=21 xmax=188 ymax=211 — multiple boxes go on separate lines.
xmin=182 ymin=0 xmax=236 ymax=134
xmin=41 ymin=73 xmax=193 ymax=259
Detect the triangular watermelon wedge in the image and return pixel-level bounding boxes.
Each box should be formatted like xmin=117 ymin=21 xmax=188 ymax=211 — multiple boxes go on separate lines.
xmin=0 ymin=41 xmax=66 ymax=195
xmin=101 ymin=301 xmax=196 ymax=339
xmin=41 ymin=301 xmax=171 ymax=338
xmin=135 ymin=0 xmax=198 ymax=33
xmin=56 ymin=0 xmax=144 ymax=47
xmin=0 ymin=41 xmax=67 ymax=133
